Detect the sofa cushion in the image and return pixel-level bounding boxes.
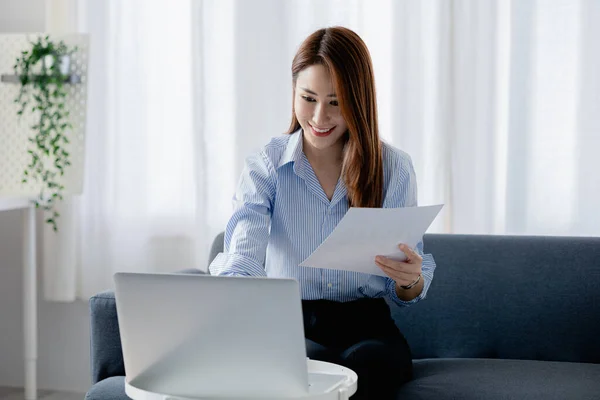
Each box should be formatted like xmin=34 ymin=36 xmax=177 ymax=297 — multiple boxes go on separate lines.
xmin=396 ymin=358 xmax=600 ymax=400
xmin=85 ymin=376 xmax=128 ymax=400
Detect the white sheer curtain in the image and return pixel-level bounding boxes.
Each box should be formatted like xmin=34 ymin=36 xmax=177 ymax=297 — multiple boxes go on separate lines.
xmin=75 ymin=0 xmax=203 ymax=299
xmin=43 ymin=0 xmax=600 ymax=301
xmin=194 ymin=0 xmax=600 ymax=235
xmin=44 ymin=0 xmax=204 ymax=300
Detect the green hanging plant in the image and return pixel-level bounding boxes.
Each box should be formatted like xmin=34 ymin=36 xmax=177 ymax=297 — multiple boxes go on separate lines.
xmin=13 ymin=35 xmax=78 ymax=232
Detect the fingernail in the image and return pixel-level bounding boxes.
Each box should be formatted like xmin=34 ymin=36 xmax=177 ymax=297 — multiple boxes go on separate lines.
xmin=375 ymin=256 xmax=382 ymax=262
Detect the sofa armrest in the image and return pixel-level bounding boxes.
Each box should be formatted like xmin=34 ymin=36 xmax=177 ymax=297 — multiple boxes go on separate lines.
xmin=89 ymin=290 xmax=124 ymax=384
xmin=89 ymin=268 xmax=206 ymax=384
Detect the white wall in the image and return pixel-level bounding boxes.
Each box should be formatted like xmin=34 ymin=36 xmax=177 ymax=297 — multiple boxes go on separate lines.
xmin=0 ymin=0 xmax=91 ymax=393
xmin=0 ymin=0 xmax=45 ymax=32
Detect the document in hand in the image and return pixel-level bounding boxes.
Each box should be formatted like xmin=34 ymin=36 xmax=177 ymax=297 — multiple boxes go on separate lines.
xmin=300 ymin=204 xmax=443 ymax=277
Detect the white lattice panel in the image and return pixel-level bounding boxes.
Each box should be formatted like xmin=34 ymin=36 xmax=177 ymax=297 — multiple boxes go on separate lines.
xmin=0 ymin=33 xmax=88 ymax=198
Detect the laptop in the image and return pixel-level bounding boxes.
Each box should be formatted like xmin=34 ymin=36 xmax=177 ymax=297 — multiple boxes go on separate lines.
xmin=114 ymin=272 xmax=348 ymax=398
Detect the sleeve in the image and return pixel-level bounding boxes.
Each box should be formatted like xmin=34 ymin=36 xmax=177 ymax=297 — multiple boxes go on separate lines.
xmin=383 ymin=154 xmax=437 ymax=306
xmin=208 ymin=151 xmax=276 ymax=277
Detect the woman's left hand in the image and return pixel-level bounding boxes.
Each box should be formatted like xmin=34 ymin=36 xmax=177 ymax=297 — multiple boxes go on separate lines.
xmin=375 ymin=244 xmax=423 ymax=288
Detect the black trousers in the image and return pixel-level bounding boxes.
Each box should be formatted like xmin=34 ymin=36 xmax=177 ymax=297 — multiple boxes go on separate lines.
xmin=302 ymin=298 xmax=413 ymax=400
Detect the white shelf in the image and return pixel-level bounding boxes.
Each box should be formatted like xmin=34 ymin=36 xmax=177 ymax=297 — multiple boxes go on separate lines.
xmin=0 ymin=197 xmax=31 ymax=212
xmin=0 ymin=74 xmax=82 ymax=84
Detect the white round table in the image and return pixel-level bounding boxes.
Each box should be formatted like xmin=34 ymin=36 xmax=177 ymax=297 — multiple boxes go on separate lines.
xmin=125 ymin=359 xmax=358 ymax=400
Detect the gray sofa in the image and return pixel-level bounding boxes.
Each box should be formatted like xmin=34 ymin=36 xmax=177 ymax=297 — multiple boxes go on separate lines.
xmin=85 ymin=233 xmax=600 ymax=400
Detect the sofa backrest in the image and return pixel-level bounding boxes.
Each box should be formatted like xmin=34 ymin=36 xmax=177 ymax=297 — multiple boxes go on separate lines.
xmin=92 ymin=233 xmax=599 ymax=384
xmin=392 ymin=234 xmax=600 ymax=363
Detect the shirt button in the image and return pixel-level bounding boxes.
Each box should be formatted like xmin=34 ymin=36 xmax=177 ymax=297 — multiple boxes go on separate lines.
xmin=327 ymin=283 xmax=333 ymax=288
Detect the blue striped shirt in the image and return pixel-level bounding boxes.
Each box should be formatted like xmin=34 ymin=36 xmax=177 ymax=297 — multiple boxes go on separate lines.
xmin=209 ymin=130 xmax=436 ymax=306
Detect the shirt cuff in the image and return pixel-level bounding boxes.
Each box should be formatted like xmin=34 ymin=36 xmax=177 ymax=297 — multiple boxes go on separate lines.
xmin=208 ymin=252 xmax=267 ymax=277
xmin=386 ymin=271 xmax=432 ymax=307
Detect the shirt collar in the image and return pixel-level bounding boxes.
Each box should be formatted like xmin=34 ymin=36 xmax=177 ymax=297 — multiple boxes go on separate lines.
xmin=278 ymin=128 xmax=348 ymax=206
xmin=277 ymin=128 xmax=304 ymax=169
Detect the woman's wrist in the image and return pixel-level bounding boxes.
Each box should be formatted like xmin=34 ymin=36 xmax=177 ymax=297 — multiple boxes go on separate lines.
xmin=400 ymin=274 xmax=421 ymax=290
xmin=395 ymin=275 xmax=424 ymax=301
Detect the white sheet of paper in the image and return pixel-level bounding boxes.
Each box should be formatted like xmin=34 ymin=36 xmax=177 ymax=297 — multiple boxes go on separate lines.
xmin=299 ymin=204 xmax=443 ymax=277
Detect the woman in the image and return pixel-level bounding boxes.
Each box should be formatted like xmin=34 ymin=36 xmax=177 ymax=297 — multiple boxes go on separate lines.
xmin=210 ymin=26 xmax=436 ymax=399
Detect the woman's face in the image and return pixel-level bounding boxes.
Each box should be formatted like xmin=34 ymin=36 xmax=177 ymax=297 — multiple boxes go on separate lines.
xmin=294 ymin=64 xmax=348 ymax=153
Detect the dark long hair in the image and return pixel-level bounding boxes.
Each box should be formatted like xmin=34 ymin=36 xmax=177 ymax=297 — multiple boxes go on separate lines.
xmin=287 ymin=26 xmax=383 ymax=208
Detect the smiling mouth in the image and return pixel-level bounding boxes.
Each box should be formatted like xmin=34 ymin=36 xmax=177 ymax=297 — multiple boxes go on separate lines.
xmin=309 ymin=123 xmax=336 ymax=137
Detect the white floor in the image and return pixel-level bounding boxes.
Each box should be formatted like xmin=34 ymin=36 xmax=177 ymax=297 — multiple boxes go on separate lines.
xmin=0 ymin=388 xmax=84 ymax=400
